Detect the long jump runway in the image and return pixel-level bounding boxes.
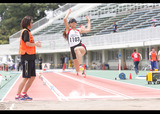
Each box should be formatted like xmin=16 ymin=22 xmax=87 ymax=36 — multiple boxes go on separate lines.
xmin=2 ymin=71 xmax=160 ymax=102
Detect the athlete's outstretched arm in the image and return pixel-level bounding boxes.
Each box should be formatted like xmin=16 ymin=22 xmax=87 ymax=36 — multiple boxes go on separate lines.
xmin=64 ymin=9 xmax=71 ymax=33
xmin=80 ymin=15 xmax=91 ymax=33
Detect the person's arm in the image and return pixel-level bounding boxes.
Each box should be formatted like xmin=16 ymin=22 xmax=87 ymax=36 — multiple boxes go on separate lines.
xmin=157 ymin=56 xmax=159 ymax=62
xmin=149 ymin=51 xmax=152 ymax=61
xmin=158 ymin=51 xmax=160 ymax=61
xmin=64 ymin=9 xmax=71 ymax=33
xmin=156 ymin=52 xmax=159 ymax=62
xmin=150 ymin=55 xmax=152 ymax=61
xmin=26 ymin=41 xmax=41 ymax=47
xmin=80 ymin=15 xmax=91 ymax=33
xmin=139 ymin=53 xmax=142 ymax=60
xmin=22 ymin=30 xmax=41 ymax=47
xmin=131 ymin=53 xmax=134 ymax=60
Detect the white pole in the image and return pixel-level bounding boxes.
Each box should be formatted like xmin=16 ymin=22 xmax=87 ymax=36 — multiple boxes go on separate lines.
xmin=0 ymin=74 xmax=2 ymax=87
xmin=115 ymin=50 xmax=121 ymax=80
xmin=118 ymin=50 xmax=121 ymax=75
xmin=119 ymin=58 xmax=121 ymax=74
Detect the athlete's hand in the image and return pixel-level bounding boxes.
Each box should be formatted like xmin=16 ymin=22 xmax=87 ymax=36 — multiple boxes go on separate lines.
xmin=68 ymin=9 xmax=71 ymax=14
xmin=85 ymin=15 xmax=90 ymax=21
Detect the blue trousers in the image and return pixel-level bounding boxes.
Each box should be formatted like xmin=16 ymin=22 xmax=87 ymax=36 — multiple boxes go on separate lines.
xmin=150 ymin=61 xmax=157 ymax=71
xmin=134 ymin=61 xmax=139 ymax=74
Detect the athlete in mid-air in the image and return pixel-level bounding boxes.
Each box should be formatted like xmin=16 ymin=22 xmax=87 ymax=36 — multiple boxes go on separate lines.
xmin=63 ymin=9 xmax=91 ymax=77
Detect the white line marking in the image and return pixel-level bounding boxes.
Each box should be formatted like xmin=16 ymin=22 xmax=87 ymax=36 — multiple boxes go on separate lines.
xmin=38 ymin=73 xmax=68 ymax=101
xmin=0 ymin=73 xmax=22 ymax=102
xmin=85 ymin=73 xmax=160 ymax=91
xmin=67 ymin=95 xmax=123 ymax=99
xmin=55 ymin=72 xmax=134 ymax=99
xmin=9 ymin=103 xmax=14 ymax=110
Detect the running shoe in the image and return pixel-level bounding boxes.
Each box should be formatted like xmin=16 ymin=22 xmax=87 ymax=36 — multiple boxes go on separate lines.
xmin=23 ymin=93 xmax=33 ymax=101
xmin=79 ymin=65 xmax=84 ymax=71
xmin=15 ymin=95 xmax=27 ymax=101
xmin=79 ymin=65 xmax=86 ymax=78
xmin=82 ymin=71 xmax=86 ymax=78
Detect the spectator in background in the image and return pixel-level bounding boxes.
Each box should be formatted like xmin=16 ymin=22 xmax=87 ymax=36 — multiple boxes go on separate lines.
xmin=61 ymin=55 xmax=64 ymax=68
xmin=157 ymin=48 xmax=160 ymax=70
xmin=113 ymin=22 xmax=118 ymax=33
xmin=80 ymin=24 xmax=86 ymax=37
xmin=38 ymin=57 xmax=42 ymax=69
xmin=152 ymin=19 xmax=157 ymax=27
xmin=152 ymin=22 xmax=156 ymax=27
xmin=131 ymin=49 xmax=142 ymax=75
xmin=65 ymin=55 xmax=68 ymax=69
xmin=17 ymin=55 xmax=22 ymax=71
xmin=149 ymin=47 xmax=158 ymax=71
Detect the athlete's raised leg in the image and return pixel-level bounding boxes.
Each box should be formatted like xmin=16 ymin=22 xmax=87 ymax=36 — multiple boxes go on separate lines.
xmin=74 ymin=46 xmax=86 ymax=65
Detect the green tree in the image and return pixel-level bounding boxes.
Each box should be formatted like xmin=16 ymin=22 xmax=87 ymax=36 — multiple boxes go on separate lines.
xmin=0 ymin=3 xmax=62 ymax=44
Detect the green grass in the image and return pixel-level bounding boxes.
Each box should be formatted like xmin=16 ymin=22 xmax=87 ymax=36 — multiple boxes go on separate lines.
xmin=0 ymin=71 xmax=21 ymax=101
xmin=85 ymin=70 xmax=160 ymax=90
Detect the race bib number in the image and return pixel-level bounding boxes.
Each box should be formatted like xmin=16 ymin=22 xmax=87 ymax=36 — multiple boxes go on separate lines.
xmin=69 ymin=36 xmax=80 ymax=42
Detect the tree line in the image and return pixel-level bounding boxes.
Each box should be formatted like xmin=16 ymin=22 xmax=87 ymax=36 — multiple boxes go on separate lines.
xmin=0 ymin=3 xmax=64 ymax=44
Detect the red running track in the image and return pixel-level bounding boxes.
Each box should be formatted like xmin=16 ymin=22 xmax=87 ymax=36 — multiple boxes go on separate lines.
xmin=3 ymin=74 xmax=58 ymax=101
xmin=42 ymin=72 xmax=122 ymax=100
xmin=62 ymin=72 xmax=160 ymax=99
xmin=3 ymin=71 xmax=160 ymax=101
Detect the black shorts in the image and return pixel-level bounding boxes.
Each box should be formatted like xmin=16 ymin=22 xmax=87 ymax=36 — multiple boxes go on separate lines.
xmin=70 ymin=42 xmax=87 ymax=60
xmin=22 ymin=60 xmax=36 ymax=78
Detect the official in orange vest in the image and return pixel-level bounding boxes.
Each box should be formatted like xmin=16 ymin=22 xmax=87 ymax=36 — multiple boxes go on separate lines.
xmin=15 ymin=16 xmax=41 ymax=101
xmin=149 ymin=47 xmax=158 ymax=71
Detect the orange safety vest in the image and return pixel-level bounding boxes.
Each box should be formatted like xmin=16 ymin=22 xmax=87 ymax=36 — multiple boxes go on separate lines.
xmin=150 ymin=51 xmax=157 ymax=61
xmin=19 ymin=28 xmax=36 ymax=55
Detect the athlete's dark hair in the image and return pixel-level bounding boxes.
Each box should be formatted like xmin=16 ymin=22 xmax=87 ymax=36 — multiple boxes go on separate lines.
xmin=69 ymin=18 xmax=77 ymax=24
xmin=151 ymin=47 xmax=155 ymax=50
xmin=63 ymin=29 xmax=67 ymax=41
xmin=20 ymin=16 xmax=33 ymax=29
xmin=133 ymin=49 xmax=136 ymax=52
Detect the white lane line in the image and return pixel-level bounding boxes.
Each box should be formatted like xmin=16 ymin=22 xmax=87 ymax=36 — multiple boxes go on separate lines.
xmin=0 ymin=73 xmax=22 ymax=102
xmin=38 ymin=73 xmax=68 ymax=101
xmin=85 ymin=73 xmax=160 ymax=91
xmin=67 ymin=95 xmax=123 ymax=99
xmin=55 ymin=72 xmax=134 ymax=99
xmin=9 ymin=103 xmax=14 ymax=110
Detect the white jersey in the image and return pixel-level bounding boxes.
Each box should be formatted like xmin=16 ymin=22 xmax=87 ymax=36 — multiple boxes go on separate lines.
xmin=67 ymin=28 xmax=81 ymax=47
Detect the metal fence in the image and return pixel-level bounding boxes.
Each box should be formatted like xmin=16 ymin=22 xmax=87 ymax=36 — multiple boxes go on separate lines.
xmin=4 ymin=26 xmax=160 ymax=56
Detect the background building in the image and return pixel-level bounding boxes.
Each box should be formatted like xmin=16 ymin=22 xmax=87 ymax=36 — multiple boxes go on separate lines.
xmin=1 ymin=3 xmax=160 ymax=70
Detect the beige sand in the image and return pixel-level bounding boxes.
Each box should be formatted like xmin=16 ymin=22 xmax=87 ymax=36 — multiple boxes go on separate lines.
xmin=1 ymin=98 xmax=160 ymax=110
